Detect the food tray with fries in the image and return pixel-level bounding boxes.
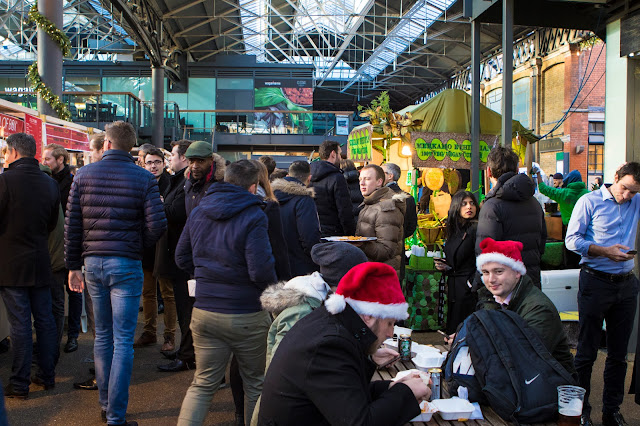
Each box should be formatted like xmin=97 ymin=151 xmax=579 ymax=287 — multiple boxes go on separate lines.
xmin=321 ymin=236 xmax=377 ymax=242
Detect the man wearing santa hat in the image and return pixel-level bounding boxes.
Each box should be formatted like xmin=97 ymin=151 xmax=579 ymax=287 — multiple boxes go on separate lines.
xmin=472 ymin=238 xmax=576 ymax=377
xmin=257 ymin=262 xmax=430 ymax=426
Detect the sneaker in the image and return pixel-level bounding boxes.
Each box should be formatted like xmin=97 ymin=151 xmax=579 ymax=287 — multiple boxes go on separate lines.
xmin=133 ymin=332 xmax=157 ymax=347
xmin=161 ymin=336 xmax=175 ymax=352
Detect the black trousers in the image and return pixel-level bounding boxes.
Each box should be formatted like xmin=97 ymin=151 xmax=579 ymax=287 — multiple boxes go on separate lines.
xmin=575 ymin=269 xmax=639 ymax=416
xmin=172 ymin=272 xmax=195 ymax=363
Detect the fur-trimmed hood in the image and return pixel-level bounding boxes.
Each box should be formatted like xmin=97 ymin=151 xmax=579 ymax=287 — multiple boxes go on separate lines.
xmin=260 ymin=272 xmax=329 ymax=316
xmin=183 ymin=152 xmax=226 ymax=183
xmin=272 ymin=176 xmax=315 ymax=200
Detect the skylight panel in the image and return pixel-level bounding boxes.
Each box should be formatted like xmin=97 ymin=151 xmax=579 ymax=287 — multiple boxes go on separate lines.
xmin=239 ymin=0 xmax=269 ymax=62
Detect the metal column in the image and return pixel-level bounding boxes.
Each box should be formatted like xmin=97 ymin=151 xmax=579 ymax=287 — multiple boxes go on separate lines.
xmin=37 ymin=0 xmax=63 ymax=117
xmin=152 ymin=66 xmax=164 ymax=148
xmin=471 ymin=20 xmax=481 ymax=194
xmin=501 ymin=0 xmax=513 ymax=147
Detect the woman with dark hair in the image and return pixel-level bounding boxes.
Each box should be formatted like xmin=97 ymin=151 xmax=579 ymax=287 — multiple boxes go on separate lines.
xmin=435 ymin=190 xmax=480 ymax=334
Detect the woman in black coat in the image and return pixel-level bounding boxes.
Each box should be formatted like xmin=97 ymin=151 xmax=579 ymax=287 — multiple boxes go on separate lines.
xmin=435 ymin=191 xmax=480 ymax=334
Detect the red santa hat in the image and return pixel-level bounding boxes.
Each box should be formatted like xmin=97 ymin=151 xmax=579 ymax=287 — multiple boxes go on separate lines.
xmin=325 ymin=262 xmax=408 ymax=320
xmin=476 ymin=238 xmax=527 ymax=275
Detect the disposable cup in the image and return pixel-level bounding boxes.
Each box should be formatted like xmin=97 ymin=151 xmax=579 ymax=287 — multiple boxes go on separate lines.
xmin=557 ymin=385 xmax=585 ymax=425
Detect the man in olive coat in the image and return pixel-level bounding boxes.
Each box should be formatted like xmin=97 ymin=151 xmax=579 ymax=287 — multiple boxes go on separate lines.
xmin=0 ymin=133 xmax=60 ymax=398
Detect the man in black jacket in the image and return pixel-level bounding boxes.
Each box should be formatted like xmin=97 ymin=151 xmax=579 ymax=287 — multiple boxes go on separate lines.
xmin=43 ymin=143 xmax=82 ymax=353
xmin=272 ymin=161 xmax=321 ymax=277
xmin=310 ymin=140 xmax=356 ymax=237
xmin=183 ymin=141 xmax=226 ymax=216
xmin=0 ymin=133 xmax=60 ymax=398
xmin=475 ymin=147 xmax=546 ymax=287
xmin=65 ymin=121 xmax=166 ymax=426
xmin=259 ymin=262 xmax=429 ymax=426
xmin=383 ymin=163 xmax=417 ymax=239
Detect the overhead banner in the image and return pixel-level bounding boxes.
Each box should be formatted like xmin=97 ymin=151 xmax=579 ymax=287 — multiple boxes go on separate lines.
xmin=45 ymin=122 xmax=90 ymax=152
xmin=411 ymin=132 xmax=499 ymax=169
xmin=347 ymin=125 xmax=373 ymax=162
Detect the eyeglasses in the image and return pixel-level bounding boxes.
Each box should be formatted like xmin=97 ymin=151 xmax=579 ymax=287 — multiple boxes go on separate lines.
xmin=145 ymin=160 xmax=163 ymax=166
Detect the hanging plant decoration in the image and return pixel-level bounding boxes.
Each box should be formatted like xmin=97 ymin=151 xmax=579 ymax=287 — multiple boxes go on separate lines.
xmin=26 ymin=2 xmax=72 ymax=121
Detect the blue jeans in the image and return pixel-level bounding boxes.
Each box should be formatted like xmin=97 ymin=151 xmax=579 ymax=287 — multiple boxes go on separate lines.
xmin=0 ymin=378 xmax=8 ymax=426
xmin=84 ymin=256 xmax=143 ymax=425
xmin=0 ymin=286 xmax=57 ymax=391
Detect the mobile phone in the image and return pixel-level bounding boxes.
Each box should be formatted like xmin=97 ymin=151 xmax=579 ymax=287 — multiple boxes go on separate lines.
xmin=628 ymin=250 xmax=637 ymax=255
xmin=378 ymin=355 xmax=400 ymax=369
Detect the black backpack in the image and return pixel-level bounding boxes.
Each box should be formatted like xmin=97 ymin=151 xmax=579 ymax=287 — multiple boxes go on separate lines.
xmin=444 ymin=309 xmax=576 ymax=424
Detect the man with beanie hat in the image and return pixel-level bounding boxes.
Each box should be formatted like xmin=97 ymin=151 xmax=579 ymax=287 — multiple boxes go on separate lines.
xmin=472 ymin=238 xmax=575 ymax=377
xmin=259 ymin=262 xmax=430 ymax=426
xmin=310 ymin=241 xmax=368 ymax=289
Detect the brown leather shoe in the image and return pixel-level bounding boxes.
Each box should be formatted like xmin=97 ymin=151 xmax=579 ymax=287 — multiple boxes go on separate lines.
xmin=133 ymin=332 xmax=157 ymax=347
xmin=161 ymin=336 xmax=175 ymax=352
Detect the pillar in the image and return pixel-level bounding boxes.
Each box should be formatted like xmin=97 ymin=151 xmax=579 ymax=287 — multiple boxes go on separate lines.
xmin=37 ymin=0 xmax=63 ymax=117
xmin=152 ymin=65 xmax=164 ymax=148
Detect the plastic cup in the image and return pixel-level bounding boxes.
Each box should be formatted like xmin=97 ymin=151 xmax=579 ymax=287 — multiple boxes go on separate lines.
xmin=557 ymin=385 xmax=585 ymax=425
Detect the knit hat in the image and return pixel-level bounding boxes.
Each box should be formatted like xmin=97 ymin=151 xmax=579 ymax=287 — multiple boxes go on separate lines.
xmin=476 ymin=238 xmax=527 ymax=275
xmin=325 ymin=262 xmax=409 ymax=320
xmin=311 ymin=242 xmax=368 ymax=287
xmin=185 ymin=141 xmax=213 ymax=159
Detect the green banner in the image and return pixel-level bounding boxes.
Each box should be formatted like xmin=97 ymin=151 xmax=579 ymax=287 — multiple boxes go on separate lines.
xmin=347 ymin=125 xmax=373 ymax=162
xmin=412 ymin=132 xmax=498 ymax=169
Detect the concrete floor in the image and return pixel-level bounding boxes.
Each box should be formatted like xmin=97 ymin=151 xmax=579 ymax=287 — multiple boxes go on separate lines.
xmin=2 ymin=316 xmax=640 ymax=425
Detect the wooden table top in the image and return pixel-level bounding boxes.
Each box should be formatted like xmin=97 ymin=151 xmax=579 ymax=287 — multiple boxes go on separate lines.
xmin=372 ymin=345 xmax=558 ymax=426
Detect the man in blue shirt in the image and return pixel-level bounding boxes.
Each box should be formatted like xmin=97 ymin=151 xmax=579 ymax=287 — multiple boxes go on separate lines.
xmin=566 ymin=162 xmax=640 ymax=426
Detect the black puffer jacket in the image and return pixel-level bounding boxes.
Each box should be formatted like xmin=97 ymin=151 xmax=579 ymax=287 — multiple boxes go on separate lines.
xmin=64 ymin=150 xmax=167 ymax=271
xmin=272 ymin=177 xmax=321 ymax=277
xmin=475 ymin=172 xmax=547 ymax=285
xmin=52 ymin=164 xmax=73 ymax=215
xmin=343 ymin=169 xmax=363 ymax=218
xmin=154 ymin=168 xmax=187 ymax=279
xmin=309 ymin=160 xmax=356 ymax=237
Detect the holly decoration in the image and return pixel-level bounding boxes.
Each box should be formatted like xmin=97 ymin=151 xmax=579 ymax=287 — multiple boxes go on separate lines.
xmin=26 ymin=2 xmax=71 ymax=121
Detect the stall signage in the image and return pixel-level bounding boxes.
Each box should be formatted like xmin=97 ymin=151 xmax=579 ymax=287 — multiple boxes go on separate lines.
xmin=24 ymin=115 xmax=43 ymax=160
xmin=45 ymin=122 xmax=90 ymax=151
xmin=347 ymin=125 xmax=373 ymax=162
xmin=0 ymin=113 xmax=24 ymax=137
xmin=412 ymin=132 xmax=498 ymax=169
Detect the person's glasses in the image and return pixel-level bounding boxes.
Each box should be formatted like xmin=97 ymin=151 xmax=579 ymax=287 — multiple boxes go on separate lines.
xmin=145 ymin=160 xmax=163 ymax=166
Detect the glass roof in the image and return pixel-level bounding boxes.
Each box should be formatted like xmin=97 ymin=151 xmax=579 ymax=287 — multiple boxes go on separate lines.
xmin=293 ymin=0 xmax=370 ymax=34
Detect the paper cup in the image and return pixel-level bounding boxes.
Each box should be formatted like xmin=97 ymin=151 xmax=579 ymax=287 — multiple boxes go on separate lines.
xmin=188 ymin=279 xmax=196 ymax=297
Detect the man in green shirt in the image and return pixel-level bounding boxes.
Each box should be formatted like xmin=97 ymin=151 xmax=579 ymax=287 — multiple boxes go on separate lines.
xmin=535 ymin=169 xmax=589 ymax=226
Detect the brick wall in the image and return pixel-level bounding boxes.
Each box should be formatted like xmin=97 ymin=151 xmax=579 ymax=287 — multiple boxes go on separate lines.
xmin=541 ymin=62 xmax=565 ymax=136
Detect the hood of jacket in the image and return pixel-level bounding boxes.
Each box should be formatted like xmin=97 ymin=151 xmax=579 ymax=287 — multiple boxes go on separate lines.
xmin=343 ymin=169 xmax=359 ymax=184
xmin=363 ymin=186 xmax=409 ymax=208
xmin=199 ymin=181 xmax=265 ymax=220
xmin=260 ymin=272 xmax=328 ymax=315
xmin=310 ymin=160 xmax=342 ymax=182
xmin=52 ymin=164 xmax=72 ymax=183
xmin=563 ymin=169 xmax=583 ymax=187
xmin=184 ymin=152 xmax=226 ymax=185
xmin=272 ymin=177 xmax=315 ymax=204
xmin=488 ymin=171 xmax=535 ymax=202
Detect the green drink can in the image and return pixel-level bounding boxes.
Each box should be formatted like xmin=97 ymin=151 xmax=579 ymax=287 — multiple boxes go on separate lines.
xmin=399 ymin=334 xmax=412 ymax=361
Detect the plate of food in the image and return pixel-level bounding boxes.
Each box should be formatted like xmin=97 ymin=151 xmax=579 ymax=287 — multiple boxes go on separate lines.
xmin=321 ymin=236 xmax=377 ymax=242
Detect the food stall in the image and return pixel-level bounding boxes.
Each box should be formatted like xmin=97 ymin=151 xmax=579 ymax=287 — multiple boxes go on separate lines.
xmin=0 ymin=98 xmax=97 ymax=340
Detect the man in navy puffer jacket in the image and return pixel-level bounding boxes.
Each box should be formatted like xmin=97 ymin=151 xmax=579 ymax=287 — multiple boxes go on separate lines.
xmin=175 ymin=159 xmax=276 ymax=426
xmin=64 ymin=121 xmax=166 ymax=426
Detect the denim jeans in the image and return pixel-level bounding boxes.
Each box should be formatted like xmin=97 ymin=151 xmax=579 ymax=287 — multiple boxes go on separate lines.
xmin=0 ymin=285 xmax=57 ymax=391
xmin=575 ymin=269 xmax=639 ymax=416
xmin=84 ymin=256 xmax=143 ymax=425
xmin=65 ymin=270 xmax=83 ymax=339
xmin=0 ymin=378 xmax=8 ymax=426
xmin=178 ymin=308 xmax=271 ymax=426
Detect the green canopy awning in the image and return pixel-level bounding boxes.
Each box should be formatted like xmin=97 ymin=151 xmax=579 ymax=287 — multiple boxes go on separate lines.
xmin=400 ymin=89 xmax=539 ymax=144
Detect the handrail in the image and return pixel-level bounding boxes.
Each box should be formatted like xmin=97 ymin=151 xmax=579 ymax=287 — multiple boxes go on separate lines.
xmin=181 ymin=109 xmax=354 ymax=114
xmin=0 ymin=91 xmax=143 ymax=102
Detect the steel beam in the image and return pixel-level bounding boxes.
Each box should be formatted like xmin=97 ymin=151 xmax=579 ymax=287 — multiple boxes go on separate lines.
xmin=471 ymin=19 xmax=480 ymax=193
xmin=501 ymin=0 xmax=513 ymax=147
xmin=37 ymin=0 xmax=63 ymax=117
xmin=152 ymin=65 xmax=164 ymax=148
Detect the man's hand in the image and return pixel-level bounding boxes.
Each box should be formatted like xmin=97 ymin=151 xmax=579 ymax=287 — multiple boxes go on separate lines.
xmin=446 ymin=333 xmax=455 ymax=346
xmin=591 ymin=244 xmax=635 ymax=262
xmin=391 ymin=372 xmax=431 ymax=401
xmin=68 ymin=270 xmax=85 ymax=293
xmin=372 ymin=347 xmax=399 ymax=367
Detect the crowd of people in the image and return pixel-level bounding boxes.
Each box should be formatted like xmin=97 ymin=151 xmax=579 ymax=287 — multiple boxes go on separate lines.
xmin=1 ymin=127 xmax=640 ymax=426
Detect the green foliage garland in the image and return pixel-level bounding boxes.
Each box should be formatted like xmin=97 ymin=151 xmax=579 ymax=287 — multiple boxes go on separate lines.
xmin=27 ymin=3 xmax=71 ymax=120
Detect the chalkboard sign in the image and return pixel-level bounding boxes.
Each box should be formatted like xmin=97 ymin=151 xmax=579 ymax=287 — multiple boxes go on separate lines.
xmin=621 ymin=9 xmax=640 ymax=57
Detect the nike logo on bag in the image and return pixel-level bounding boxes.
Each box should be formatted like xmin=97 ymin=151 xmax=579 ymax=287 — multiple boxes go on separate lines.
xmin=525 ymin=374 xmax=540 ymax=385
